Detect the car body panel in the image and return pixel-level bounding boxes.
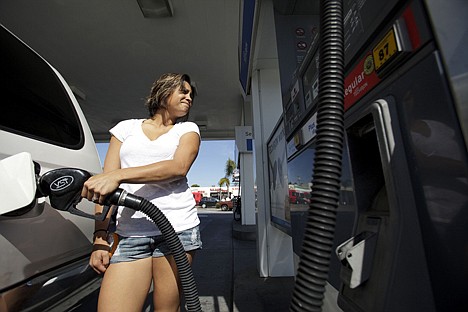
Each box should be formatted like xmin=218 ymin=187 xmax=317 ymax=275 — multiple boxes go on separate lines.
xmin=0 ymin=24 xmax=102 ymax=310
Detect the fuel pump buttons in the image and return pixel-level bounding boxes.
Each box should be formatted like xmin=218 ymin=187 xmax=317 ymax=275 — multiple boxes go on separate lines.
xmin=336 ymin=231 xmax=378 ymax=289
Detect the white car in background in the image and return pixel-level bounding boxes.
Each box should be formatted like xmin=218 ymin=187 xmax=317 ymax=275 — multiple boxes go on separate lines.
xmin=0 ymin=24 xmax=102 ymax=311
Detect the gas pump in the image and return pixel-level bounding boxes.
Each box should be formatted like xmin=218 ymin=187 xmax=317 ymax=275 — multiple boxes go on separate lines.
xmin=282 ymin=0 xmax=468 ymax=311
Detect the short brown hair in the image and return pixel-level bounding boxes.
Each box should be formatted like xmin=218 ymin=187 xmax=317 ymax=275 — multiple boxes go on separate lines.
xmin=145 ymin=73 xmax=196 ymax=118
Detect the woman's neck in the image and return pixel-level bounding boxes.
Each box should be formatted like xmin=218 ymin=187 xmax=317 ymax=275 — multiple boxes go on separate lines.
xmin=148 ymin=111 xmax=175 ymax=127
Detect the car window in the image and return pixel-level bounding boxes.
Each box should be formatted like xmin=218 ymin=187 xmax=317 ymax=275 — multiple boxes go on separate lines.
xmin=0 ymin=26 xmax=84 ymax=149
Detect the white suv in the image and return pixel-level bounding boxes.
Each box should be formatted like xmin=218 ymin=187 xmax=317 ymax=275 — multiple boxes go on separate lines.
xmin=0 ymin=24 xmax=102 ymax=311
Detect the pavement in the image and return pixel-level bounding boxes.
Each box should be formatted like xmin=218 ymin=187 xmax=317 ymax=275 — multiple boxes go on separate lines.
xmin=192 ymin=209 xmax=295 ymax=312
xmin=72 ymin=208 xmax=295 ymax=312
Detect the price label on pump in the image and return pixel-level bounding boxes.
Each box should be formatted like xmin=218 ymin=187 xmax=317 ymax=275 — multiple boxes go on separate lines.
xmin=372 ymin=19 xmax=412 ymax=74
xmin=372 ymin=28 xmax=398 ymax=71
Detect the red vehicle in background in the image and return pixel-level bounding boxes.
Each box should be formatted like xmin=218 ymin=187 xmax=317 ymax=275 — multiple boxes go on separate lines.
xmin=289 ymin=188 xmax=310 ymax=205
xmin=192 ymin=191 xmax=203 ymax=206
xmin=220 ymin=196 xmax=241 ymax=211
xmin=219 ymin=198 xmax=233 ymax=211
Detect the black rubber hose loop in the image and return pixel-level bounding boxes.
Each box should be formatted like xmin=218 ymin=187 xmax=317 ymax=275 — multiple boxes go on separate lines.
xmin=290 ymin=0 xmax=345 ymax=311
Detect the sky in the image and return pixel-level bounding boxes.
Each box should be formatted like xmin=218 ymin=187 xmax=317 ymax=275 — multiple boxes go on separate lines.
xmin=96 ymin=140 xmax=236 ymax=187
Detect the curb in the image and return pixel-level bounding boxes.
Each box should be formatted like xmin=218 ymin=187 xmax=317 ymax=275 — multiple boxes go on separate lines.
xmin=232 ymin=220 xmax=257 ymax=241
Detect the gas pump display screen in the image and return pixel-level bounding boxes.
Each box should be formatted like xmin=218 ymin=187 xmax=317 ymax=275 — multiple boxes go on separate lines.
xmin=287 ymin=142 xmax=315 ymax=251
xmin=287 ymin=139 xmax=355 ymax=258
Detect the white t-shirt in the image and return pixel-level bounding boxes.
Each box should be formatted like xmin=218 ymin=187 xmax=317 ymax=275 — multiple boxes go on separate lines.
xmin=110 ymin=119 xmax=200 ymax=236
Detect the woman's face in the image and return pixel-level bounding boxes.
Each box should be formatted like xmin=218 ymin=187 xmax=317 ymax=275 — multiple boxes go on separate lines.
xmin=166 ymin=81 xmax=193 ymax=118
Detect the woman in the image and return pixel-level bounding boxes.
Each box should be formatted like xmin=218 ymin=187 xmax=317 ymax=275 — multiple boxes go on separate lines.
xmin=81 ymin=73 xmax=202 ymax=312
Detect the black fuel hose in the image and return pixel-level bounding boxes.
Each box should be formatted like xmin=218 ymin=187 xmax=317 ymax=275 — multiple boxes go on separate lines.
xmin=289 ymin=0 xmax=345 ymax=311
xmin=105 ymin=189 xmax=202 ymax=312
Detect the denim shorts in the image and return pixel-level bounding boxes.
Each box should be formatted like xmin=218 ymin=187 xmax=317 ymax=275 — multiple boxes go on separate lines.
xmin=110 ymin=226 xmax=202 ymax=264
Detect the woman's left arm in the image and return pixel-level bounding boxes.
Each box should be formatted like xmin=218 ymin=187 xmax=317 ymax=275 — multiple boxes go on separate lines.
xmin=84 ymin=132 xmax=200 ymax=201
xmin=123 ymin=131 xmax=201 ymax=182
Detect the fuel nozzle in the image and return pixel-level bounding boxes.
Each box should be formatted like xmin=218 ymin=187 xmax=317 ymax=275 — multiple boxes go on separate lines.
xmin=38 ymin=168 xmax=111 ymax=220
xmin=104 ymin=188 xmax=142 ymax=208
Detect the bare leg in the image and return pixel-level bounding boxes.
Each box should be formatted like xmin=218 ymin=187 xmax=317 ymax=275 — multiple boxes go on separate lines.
xmin=152 ymin=252 xmax=195 ymax=312
xmin=98 ymin=258 xmax=153 ymax=312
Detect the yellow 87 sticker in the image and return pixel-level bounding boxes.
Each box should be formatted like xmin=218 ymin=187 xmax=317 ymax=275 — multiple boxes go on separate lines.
xmin=372 ymin=28 xmax=398 ymax=71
